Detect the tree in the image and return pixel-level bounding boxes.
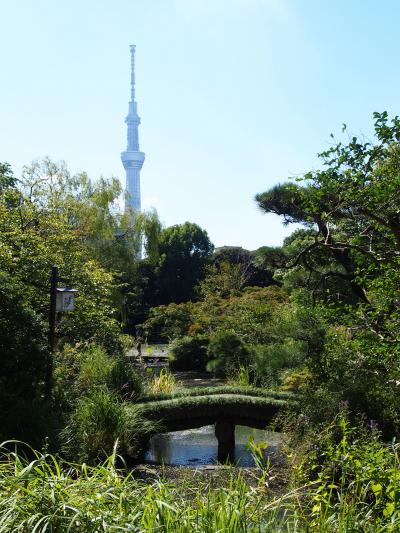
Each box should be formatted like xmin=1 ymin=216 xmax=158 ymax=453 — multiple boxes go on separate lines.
xmin=255 ymin=113 xmax=400 ymax=433
xmin=0 ymin=159 xmax=124 ymax=353
xmin=0 ymin=162 xmax=16 ymax=191
xmin=16 ymin=158 xmax=166 ymax=333
xmin=156 ymin=222 xmax=214 ymax=304
xmin=212 ymin=246 xmax=274 ymax=288
xmin=256 ymin=112 xmax=400 ymax=308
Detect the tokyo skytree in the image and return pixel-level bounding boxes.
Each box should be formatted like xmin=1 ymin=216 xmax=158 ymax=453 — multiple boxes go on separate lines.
xmin=121 ymin=45 xmax=145 ymax=213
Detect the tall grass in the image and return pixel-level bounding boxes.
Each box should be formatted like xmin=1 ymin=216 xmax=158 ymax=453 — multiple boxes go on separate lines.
xmin=61 ymin=390 xmax=157 ymax=462
xmin=55 ymin=344 xmax=144 ymax=407
xmin=148 ymin=368 xmax=177 ymax=394
xmin=1 ymin=436 xmax=399 ymax=532
xmin=227 ymin=366 xmax=251 ymax=387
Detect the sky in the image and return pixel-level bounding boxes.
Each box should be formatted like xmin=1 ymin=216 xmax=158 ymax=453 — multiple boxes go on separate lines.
xmin=1 ymin=0 xmax=399 ymax=250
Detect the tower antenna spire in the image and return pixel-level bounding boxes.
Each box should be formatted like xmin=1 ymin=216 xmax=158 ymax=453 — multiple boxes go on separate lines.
xmin=121 ymin=45 xmax=145 ymax=221
xmin=130 ymin=44 xmax=136 ymax=102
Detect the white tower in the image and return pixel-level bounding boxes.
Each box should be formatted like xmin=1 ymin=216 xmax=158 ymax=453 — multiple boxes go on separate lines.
xmin=121 ymin=45 xmax=145 ymax=213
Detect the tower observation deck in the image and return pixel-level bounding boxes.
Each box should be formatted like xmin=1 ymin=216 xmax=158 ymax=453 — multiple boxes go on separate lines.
xmin=121 ymin=45 xmax=145 ymax=213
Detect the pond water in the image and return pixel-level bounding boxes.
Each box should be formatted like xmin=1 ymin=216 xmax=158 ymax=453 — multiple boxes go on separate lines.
xmin=145 ymin=425 xmax=282 ymax=467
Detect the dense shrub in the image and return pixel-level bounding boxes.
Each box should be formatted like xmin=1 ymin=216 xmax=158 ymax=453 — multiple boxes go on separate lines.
xmin=252 ymin=341 xmax=305 ymax=387
xmin=0 ymin=390 xmax=58 ymax=448
xmin=292 ymin=415 xmax=400 ymax=527
xmin=0 ymin=271 xmax=47 ymax=399
xmin=280 ymin=368 xmax=312 ymax=392
xmin=61 ymin=389 xmax=124 ymax=461
xmin=169 ymin=335 xmax=209 ymax=371
xmin=54 ymin=344 xmax=143 ymax=407
xmin=54 ymin=343 xmax=145 ymax=460
xmin=206 ymin=331 xmax=251 ymax=377
xmin=0 ymin=272 xmax=52 ymax=445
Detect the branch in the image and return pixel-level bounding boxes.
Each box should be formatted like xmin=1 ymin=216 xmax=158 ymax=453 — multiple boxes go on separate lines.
xmin=329 ymin=242 xmax=382 ymax=264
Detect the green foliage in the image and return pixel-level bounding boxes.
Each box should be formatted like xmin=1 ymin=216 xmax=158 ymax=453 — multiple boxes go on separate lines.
xmin=212 ymin=246 xmax=275 ymax=288
xmin=256 ymin=112 xmax=400 ymax=305
xmin=169 ymin=334 xmax=210 ymax=371
xmin=122 ymin=259 xmax=159 ymax=331
xmin=197 ymin=261 xmax=246 ymax=299
xmin=139 ymin=385 xmax=294 ymax=403
xmin=0 ymin=391 xmax=57 ymax=448
xmin=292 ymin=416 xmax=400 ymax=528
xmin=1 ymin=437 xmax=400 ymax=532
xmin=246 ymin=436 xmax=270 ymax=471
xmin=156 ymin=221 xmax=214 ymax=304
xmin=54 ymin=344 xmax=143 ymax=408
xmin=0 ymin=271 xmax=47 ymax=399
xmin=227 ymin=366 xmax=252 ymax=387
xmin=61 ymin=389 xmax=126 ymax=461
xmin=308 ymin=324 xmax=400 ymax=435
xmin=55 ymin=344 xmax=146 ymax=461
xmin=142 ymin=301 xmax=194 ymax=341
xmin=253 ymin=113 xmax=400 ymax=435
xmin=144 ymin=285 xmax=288 ymax=345
xmin=0 ymin=161 xmax=16 ymax=191
xmin=61 ymin=390 xmax=152 ymax=462
xmin=207 ymin=330 xmax=251 ymax=377
xmin=106 ymin=357 xmax=144 ymax=400
xmin=148 ymin=368 xmax=177 ymax=394
xmin=0 ymin=159 xmax=124 ymax=355
xmin=244 ymin=294 xmax=326 ymax=388
xmin=0 ymin=446 xmax=278 ymax=532
xmin=280 ymin=368 xmax=312 ymax=392
xmin=253 ymin=342 xmax=303 ymax=387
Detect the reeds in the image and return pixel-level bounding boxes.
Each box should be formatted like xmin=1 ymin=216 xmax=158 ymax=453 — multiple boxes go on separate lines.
xmin=0 ymin=439 xmax=399 ymax=532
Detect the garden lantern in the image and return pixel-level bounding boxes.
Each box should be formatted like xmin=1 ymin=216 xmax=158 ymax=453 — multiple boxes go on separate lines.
xmin=45 ymin=267 xmax=77 ymax=401
xmin=56 ymin=287 xmax=78 ymax=312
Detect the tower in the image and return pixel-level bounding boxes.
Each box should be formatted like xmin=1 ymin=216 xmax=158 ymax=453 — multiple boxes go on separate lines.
xmin=121 ymin=45 xmax=145 ymax=213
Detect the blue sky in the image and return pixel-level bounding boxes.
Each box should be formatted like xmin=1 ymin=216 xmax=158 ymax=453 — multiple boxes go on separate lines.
xmin=1 ymin=0 xmax=399 ymax=249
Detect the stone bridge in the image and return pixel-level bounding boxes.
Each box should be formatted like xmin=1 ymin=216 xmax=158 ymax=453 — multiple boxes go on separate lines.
xmin=130 ymin=387 xmax=294 ymax=462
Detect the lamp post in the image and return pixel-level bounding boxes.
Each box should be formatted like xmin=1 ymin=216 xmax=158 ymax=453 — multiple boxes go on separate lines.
xmin=45 ymin=266 xmax=77 ymax=401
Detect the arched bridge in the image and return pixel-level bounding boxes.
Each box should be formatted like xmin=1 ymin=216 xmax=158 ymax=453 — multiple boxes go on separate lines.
xmin=129 ymin=387 xmax=295 ymax=462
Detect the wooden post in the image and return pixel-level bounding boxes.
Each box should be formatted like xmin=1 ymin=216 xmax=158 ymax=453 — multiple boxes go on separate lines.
xmin=45 ymin=266 xmax=58 ymax=401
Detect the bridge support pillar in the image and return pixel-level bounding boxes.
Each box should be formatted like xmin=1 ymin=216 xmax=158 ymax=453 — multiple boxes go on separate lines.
xmin=215 ymin=421 xmax=235 ymax=463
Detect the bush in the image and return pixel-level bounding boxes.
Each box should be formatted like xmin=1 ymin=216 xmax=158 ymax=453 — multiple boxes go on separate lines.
xmin=78 ymin=345 xmax=113 ymax=391
xmin=0 ymin=388 xmax=58 ymax=448
xmin=106 ymin=357 xmax=143 ymax=400
xmin=0 ymin=271 xmax=47 ymax=399
xmin=280 ymin=368 xmax=312 ymax=392
xmin=206 ymin=331 xmax=251 ymax=378
xmin=61 ymin=390 xmax=123 ymax=461
xmin=252 ymin=341 xmax=304 ymax=387
xmin=292 ymin=415 xmax=400 ymax=527
xmin=169 ymin=335 xmax=210 ymax=371
xmin=61 ymin=390 xmax=153 ymax=462
xmin=54 ymin=344 xmax=143 ymax=406
xmin=142 ymin=302 xmax=194 ymax=342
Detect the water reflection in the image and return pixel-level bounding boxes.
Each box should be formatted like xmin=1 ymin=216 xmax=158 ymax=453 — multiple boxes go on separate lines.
xmin=145 ymin=425 xmax=281 ymax=467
